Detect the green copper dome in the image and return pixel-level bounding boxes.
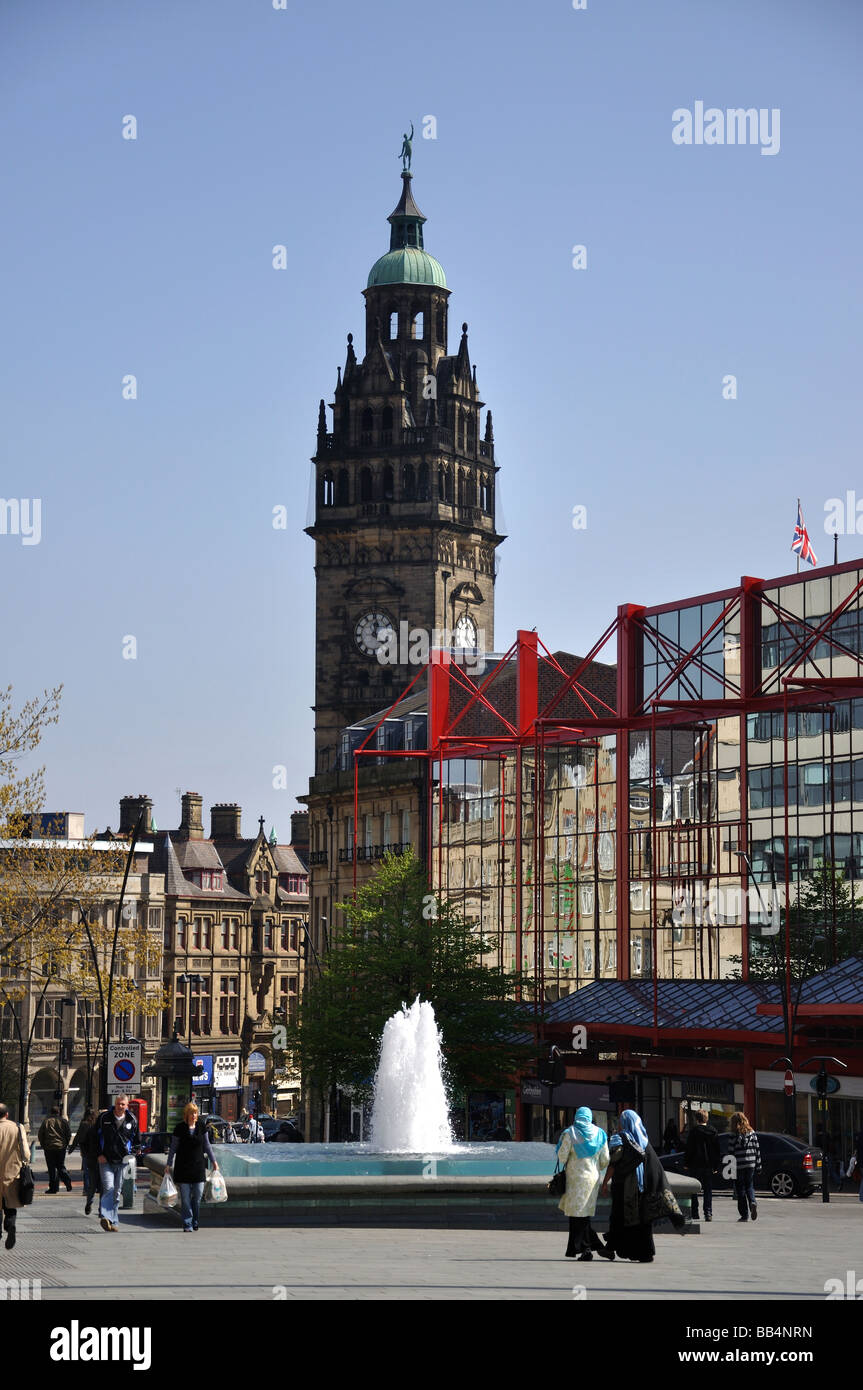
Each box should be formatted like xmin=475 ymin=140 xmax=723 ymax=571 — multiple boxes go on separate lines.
xmin=366 ymin=170 xmax=447 ymax=289
xmin=367 ymin=247 xmax=447 ymax=288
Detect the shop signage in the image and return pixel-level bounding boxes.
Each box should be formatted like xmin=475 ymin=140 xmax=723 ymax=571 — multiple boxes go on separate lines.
xmin=247 ymin=1050 xmax=267 ymax=1075
xmin=678 ymin=1078 xmax=734 ymax=1102
xmin=192 ymin=1055 xmax=213 ymax=1087
xmin=213 ymin=1054 xmax=240 ymax=1090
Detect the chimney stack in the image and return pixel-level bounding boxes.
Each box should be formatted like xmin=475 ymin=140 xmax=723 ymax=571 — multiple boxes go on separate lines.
xmin=179 ymin=792 xmax=204 ymax=840
xmin=119 ymin=794 xmax=153 ymax=836
xmin=290 ymin=810 xmax=309 ymax=850
xmin=210 ymin=803 xmax=242 ymax=840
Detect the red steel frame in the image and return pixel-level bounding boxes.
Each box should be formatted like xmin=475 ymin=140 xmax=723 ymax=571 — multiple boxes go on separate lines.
xmin=348 ymin=562 xmax=863 ymax=1051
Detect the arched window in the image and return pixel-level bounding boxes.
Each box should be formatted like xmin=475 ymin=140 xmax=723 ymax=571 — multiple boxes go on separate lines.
xmin=388 ymin=311 xmax=398 ymax=341
xmin=402 ymin=463 xmax=416 ymax=499
xmin=436 ymin=308 xmax=445 ymax=343
xmin=466 ymin=471 xmax=477 ymax=507
xmin=382 ymin=465 xmax=394 ymax=501
xmin=360 ymin=467 xmax=372 ymax=502
xmin=360 ymin=408 xmax=373 ymax=446
xmin=418 ymin=462 xmax=430 ymax=500
xmin=457 ymin=470 xmax=466 ymax=507
xmin=479 ymin=474 xmax=490 ymax=512
xmin=381 ymin=405 xmax=393 ymax=445
xmin=336 ymin=469 xmax=349 ymax=506
xmin=321 ymin=471 xmax=334 ymax=507
xmin=439 ymin=466 xmax=446 ymax=502
xmin=466 ymin=412 xmax=476 ymax=456
xmin=411 ymin=310 xmax=424 ymax=340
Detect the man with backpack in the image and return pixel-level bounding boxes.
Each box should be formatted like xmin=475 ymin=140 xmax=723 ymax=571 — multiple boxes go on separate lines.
xmin=93 ymin=1094 xmax=140 ymax=1232
xmin=684 ymin=1109 xmax=721 ymax=1222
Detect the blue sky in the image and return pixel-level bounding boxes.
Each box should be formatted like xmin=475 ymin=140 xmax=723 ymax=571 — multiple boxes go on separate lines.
xmin=1 ymin=0 xmax=860 ymax=839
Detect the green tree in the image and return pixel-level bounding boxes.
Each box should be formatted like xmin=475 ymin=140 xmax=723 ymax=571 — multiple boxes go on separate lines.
xmin=283 ymin=850 xmax=537 ymax=1103
xmin=746 ymin=862 xmax=858 ymax=985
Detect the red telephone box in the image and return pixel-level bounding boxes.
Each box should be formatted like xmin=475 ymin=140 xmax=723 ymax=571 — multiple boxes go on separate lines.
xmin=128 ymin=1098 xmax=148 ymax=1133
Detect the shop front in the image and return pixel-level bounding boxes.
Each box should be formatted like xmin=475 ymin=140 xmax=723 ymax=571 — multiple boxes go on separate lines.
xmin=211 ymin=1052 xmax=242 ymax=1121
xmin=670 ymin=1076 xmax=743 ymax=1137
xmin=520 ymin=1077 xmax=613 ymax=1143
xmin=755 ymin=1067 xmax=863 ymax=1174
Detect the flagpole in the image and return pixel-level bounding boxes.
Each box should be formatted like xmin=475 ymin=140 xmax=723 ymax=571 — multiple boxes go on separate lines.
xmin=797 ymin=497 xmax=800 ymax=573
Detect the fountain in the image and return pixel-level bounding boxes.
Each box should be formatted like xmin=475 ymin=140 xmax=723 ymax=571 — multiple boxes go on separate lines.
xmin=141 ymin=997 xmax=701 ymax=1228
xmin=370 ymin=997 xmax=455 ymax=1152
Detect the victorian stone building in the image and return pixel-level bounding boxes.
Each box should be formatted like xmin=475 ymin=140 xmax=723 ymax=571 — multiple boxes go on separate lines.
xmin=304 ymin=161 xmax=505 ymax=952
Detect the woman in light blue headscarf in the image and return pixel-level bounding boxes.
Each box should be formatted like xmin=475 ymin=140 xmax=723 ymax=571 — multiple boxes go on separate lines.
xmin=600 ymin=1108 xmax=656 ymax=1262
xmin=556 ymin=1107 xmax=613 ymax=1260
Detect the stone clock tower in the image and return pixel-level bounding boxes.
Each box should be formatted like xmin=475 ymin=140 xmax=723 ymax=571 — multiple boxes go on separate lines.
xmin=307 ymin=159 xmax=505 ymax=771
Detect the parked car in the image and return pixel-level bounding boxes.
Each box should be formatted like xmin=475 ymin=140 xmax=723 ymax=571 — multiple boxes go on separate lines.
xmin=200 ymin=1114 xmax=235 ymax=1144
xmin=139 ymin=1131 xmax=171 ymax=1156
xmin=258 ymin=1115 xmax=282 ymax=1139
xmin=266 ymin=1120 xmax=303 ymax=1143
xmin=660 ymin=1130 xmax=822 ymax=1198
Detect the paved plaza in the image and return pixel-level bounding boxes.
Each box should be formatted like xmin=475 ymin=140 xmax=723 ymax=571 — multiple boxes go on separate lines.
xmin=3 ymin=1166 xmax=861 ymax=1301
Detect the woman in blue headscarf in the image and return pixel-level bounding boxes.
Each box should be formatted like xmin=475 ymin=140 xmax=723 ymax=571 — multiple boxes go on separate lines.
xmin=600 ymin=1109 xmax=656 ymax=1263
xmin=556 ymin=1107 xmax=613 ymax=1260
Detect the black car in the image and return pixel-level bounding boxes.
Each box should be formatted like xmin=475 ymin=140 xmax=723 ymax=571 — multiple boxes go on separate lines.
xmin=266 ymin=1120 xmax=303 ymax=1143
xmin=139 ymin=1131 xmax=171 ymax=1156
xmin=661 ymin=1130 xmax=822 ymax=1198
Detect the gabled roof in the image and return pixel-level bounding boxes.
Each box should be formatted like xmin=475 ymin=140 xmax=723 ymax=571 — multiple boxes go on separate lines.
xmin=156 ymin=834 xmax=249 ymax=902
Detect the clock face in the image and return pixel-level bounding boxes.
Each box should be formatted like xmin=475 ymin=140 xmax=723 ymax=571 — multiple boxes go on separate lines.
xmin=354 ymin=611 xmax=395 ymax=658
xmin=454 ymin=613 xmax=478 ymax=649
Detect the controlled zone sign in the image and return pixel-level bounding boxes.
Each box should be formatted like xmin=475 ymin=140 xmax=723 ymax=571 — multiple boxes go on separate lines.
xmin=107 ymin=1042 xmax=142 ymax=1095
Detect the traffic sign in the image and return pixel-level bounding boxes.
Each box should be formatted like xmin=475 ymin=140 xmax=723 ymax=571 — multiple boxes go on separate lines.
xmin=108 ymin=1042 xmax=142 ymax=1095
xmin=810 ymin=1074 xmax=840 ymax=1096
xmin=783 ymin=1069 xmax=795 ymax=1097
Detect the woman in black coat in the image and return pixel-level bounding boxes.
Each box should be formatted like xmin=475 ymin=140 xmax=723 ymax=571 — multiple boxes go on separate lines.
xmin=69 ymin=1108 xmax=99 ymax=1216
xmin=166 ymin=1103 xmax=219 ymax=1233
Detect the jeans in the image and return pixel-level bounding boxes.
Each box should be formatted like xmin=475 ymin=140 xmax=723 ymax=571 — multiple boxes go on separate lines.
xmin=46 ymin=1147 xmax=71 ymax=1192
xmin=690 ymin=1168 xmax=714 ymax=1218
xmin=734 ymin=1172 xmax=757 ymax=1218
xmin=179 ymin=1182 xmax=205 ymax=1230
xmin=99 ymin=1161 xmax=124 ymax=1225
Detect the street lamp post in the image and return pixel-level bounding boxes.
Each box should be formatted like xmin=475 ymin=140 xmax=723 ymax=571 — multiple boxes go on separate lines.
xmin=177 ymin=972 xmax=204 ymax=1100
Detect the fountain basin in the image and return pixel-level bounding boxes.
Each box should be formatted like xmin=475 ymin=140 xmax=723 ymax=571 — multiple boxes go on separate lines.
xmin=141 ymin=1145 xmax=702 ymax=1231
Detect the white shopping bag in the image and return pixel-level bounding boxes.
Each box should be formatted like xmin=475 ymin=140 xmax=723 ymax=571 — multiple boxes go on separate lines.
xmin=204 ymin=1170 xmax=228 ymax=1204
xmin=158 ymin=1171 xmax=179 ymax=1208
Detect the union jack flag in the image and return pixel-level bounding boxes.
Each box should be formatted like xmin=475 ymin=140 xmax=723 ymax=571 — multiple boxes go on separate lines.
xmin=791 ymin=501 xmax=817 ymax=567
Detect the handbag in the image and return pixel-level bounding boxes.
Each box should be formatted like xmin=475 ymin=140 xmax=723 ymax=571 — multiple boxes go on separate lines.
xmin=16 ymin=1125 xmax=34 ymax=1206
xmin=548 ymin=1161 xmax=566 ymax=1198
xmin=847 ymin=1155 xmax=858 ymax=1179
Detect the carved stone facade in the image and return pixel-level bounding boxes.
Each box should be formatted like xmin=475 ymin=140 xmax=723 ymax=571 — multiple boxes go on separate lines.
xmin=305 ymin=170 xmax=505 ymax=775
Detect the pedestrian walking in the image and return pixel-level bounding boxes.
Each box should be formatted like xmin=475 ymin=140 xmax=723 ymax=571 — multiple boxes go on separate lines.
xmin=661 ymin=1119 xmax=680 ymax=1155
xmin=166 ymin=1103 xmax=219 ymax=1233
xmin=729 ymin=1111 xmax=761 ymax=1222
xmin=93 ymin=1094 xmax=140 ymax=1232
xmin=0 ymin=1101 xmax=31 ymax=1251
xmin=684 ymin=1109 xmax=720 ymax=1222
xmin=557 ymin=1106 xmax=613 ymax=1261
xmin=600 ymin=1109 xmax=664 ymax=1263
xmin=37 ymin=1106 xmax=72 ymax=1194
xmin=69 ymin=1107 xmax=99 ymax=1215
xmin=854 ymin=1128 xmax=863 ymax=1202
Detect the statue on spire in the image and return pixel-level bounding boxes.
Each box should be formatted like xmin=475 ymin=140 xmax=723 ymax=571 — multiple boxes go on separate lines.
xmin=399 ymin=122 xmax=414 ymax=172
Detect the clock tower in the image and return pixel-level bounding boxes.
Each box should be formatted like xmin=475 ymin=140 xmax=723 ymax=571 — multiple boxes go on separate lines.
xmin=307 ymin=158 xmax=504 ymax=771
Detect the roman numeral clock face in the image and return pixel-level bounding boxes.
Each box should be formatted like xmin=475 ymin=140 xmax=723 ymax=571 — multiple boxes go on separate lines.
xmin=354 ymin=611 xmax=395 ymax=658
